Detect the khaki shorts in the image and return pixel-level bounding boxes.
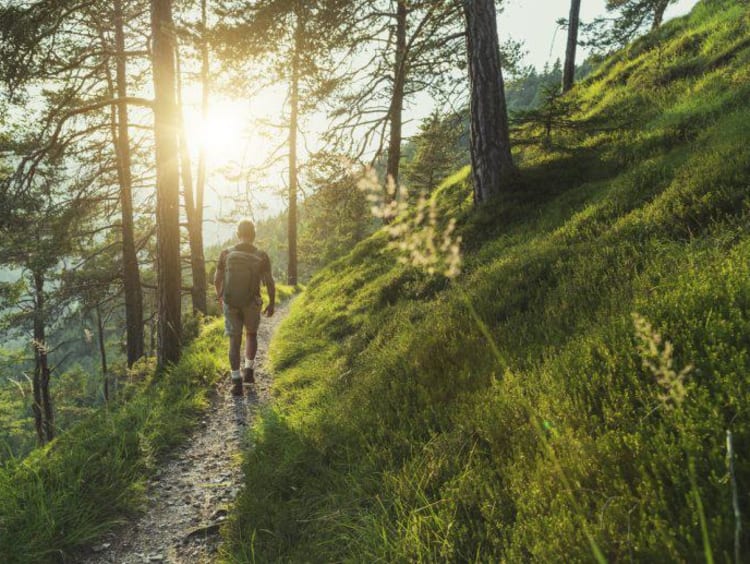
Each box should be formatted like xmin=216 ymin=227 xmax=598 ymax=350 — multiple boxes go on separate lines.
xmin=223 ymin=297 xmax=262 ymax=336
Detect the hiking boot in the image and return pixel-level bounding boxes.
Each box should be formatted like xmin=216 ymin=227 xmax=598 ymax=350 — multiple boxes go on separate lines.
xmin=242 ymin=367 xmax=255 ymax=385
xmin=231 ymin=378 xmax=243 ymax=397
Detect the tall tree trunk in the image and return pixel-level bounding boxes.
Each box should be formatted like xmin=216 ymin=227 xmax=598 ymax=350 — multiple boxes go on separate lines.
xmin=31 ymin=272 xmax=44 ymax=445
xmin=652 ymin=0 xmax=668 ymax=30
xmin=151 ymin=0 xmax=182 ymax=368
xmin=32 ymin=270 xmax=53 ymax=443
xmin=386 ymin=0 xmax=407 ymax=200
xmin=113 ymin=0 xmax=145 ymax=367
xmin=95 ymin=305 xmax=109 ymax=402
xmin=287 ymin=12 xmax=302 ymax=286
xmin=463 ymin=0 xmax=516 ymax=204
xmin=195 ymin=0 xmax=209 ymax=300
xmin=31 ymin=364 xmax=44 ymax=444
xmin=175 ymin=47 xmax=207 ymax=314
xmin=562 ymin=0 xmax=581 ymax=93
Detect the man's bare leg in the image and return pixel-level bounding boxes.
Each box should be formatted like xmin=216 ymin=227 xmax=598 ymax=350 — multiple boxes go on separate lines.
xmin=243 ymin=331 xmax=258 ymax=383
xmin=245 ymin=331 xmax=258 ymax=361
xmin=229 ymin=333 xmax=242 ymax=371
xmin=229 ymin=333 xmax=244 ymax=395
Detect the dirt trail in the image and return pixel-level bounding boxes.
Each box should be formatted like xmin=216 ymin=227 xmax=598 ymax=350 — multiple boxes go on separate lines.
xmin=81 ymin=305 xmax=287 ymax=564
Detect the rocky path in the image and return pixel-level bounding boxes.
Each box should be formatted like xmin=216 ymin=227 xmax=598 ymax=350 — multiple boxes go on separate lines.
xmin=82 ymin=305 xmax=287 ymax=564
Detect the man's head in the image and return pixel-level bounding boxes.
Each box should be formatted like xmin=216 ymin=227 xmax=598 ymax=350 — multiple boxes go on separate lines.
xmin=237 ymin=219 xmax=256 ymax=243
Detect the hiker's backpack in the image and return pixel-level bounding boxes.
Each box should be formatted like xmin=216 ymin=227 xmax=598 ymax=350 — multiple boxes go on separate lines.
xmin=223 ymin=246 xmax=266 ymax=308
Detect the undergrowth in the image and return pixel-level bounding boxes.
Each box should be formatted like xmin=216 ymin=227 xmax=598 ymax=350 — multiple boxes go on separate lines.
xmin=0 ymin=320 xmax=227 ymax=563
xmin=222 ymin=1 xmax=750 ymax=562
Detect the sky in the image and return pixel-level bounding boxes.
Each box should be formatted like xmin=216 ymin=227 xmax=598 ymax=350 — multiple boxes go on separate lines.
xmin=190 ymin=0 xmax=702 ymax=245
xmin=502 ymin=0 xmax=700 ymax=69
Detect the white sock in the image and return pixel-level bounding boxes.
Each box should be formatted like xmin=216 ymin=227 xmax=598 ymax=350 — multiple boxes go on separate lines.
xmin=231 ymin=369 xmax=241 ymax=381
xmin=245 ymin=357 xmax=255 ymax=370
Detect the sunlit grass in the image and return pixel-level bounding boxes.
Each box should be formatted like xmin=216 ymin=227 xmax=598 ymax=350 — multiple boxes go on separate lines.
xmin=221 ymin=2 xmax=750 ymax=562
xmin=0 ymin=319 xmax=228 ymax=562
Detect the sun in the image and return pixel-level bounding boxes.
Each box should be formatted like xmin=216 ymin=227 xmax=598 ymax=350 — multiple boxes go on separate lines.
xmin=184 ymin=100 xmax=248 ymax=167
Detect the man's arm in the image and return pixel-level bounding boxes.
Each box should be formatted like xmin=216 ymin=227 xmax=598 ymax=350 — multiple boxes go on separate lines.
xmin=214 ymin=251 xmax=226 ymax=308
xmin=262 ymin=255 xmax=275 ymax=317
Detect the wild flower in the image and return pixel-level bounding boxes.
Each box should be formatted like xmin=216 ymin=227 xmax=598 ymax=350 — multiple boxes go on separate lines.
xmin=357 ymin=168 xmax=462 ymax=279
xmin=632 ymin=313 xmax=692 ymax=409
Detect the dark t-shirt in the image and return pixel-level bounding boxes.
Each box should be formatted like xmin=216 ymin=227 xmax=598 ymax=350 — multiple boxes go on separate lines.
xmin=216 ymin=244 xmax=272 ymax=298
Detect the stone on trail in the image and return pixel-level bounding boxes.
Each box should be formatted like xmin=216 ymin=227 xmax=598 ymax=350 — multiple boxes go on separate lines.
xmin=91 ymin=543 xmax=111 ymax=553
xmin=184 ymin=522 xmax=222 ymax=542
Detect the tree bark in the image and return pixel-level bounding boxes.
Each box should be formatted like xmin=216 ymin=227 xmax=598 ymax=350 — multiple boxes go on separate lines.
xmin=652 ymin=0 xmax=669 ymax=30
xmin=32 ymin=270 xmax=54 ymax=444
xmin=151 ymin=0 xmax=182 ymax=368
xmin=386 ymin=0 xmax=407 ymax=200
xmin=562 ymin=0 xmax=581 ymax=93
xmin=175 ymin=47 xmax=208 ymax=315
xmin=95 ymin=305 xmax=109 ymax=402
xmin=287 ymin=11 xmax=302 ymax=286
xmin=113 ymin=0 xmax=145 ymax=367
xmin=194 ymin=0 xmax=209 ymax=302
xmin=31 ymin=272 xmax=44 ymax=445
xmin=463 ymin=0 xmax=516 ymax=204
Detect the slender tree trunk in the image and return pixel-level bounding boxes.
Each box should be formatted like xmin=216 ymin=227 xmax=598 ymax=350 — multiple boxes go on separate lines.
xmin=386 ymin=0 xmax=407 ymax=199
xmin=175 ymin=47 xmax=207 ymax=314
xmin=287 ymin=12 xmax=302 ymax=286
xmin=95 ymin=305 xmax=109 ymax=402
xmin=31 ymin=272 xmax=44 ymax=445
xmin=31 ymin=366 xmax=44 ymax=444
xmin=562 ymin=0 xmax=581 ymax=93
xmin=195 ymin=0 xmax=209 ymax=298
xmin=113 ymin=0 xmax=145 ymax=367
xmin=463 ymin=0 xmax=516 ymax=204
xmin=151 ymin=0 xmax=182 ymax=368
xmin=32 ymin=270 xmax=53 ymax=443
xmin=652 ymin=0 xmax=668 ymax=30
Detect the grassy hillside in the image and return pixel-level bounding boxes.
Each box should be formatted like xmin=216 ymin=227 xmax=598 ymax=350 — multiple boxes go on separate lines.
xmin=0 ymin=322 xmax=228 ymax=563
xmin=223 ymin=2 xmax=750 ymax=562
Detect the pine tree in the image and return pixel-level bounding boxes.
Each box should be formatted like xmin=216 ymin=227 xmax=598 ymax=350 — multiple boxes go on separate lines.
xmin=562 ymin=0 xmax=582 ymax=93
xmin=584 ymin=0 xmax=677 ymax=51
xmin=463 ymin=0 xmax=517 ymax=203
xmin=403 ymin=111 xmax=464 ymax=195
xmin=0 ymin=0 xmax=153 ymax=368
xmin=327 ymin=0 xmax=467 ymax=195
xmin=151 ymin=0 xmax=183 ymax=368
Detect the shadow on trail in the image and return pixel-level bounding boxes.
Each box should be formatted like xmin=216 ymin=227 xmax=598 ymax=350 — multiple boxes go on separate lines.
xmin=232 ymin=386 xmax=259 ymax=431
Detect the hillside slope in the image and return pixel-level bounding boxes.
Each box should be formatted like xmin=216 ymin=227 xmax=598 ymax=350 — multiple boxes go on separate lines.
xmin=223 ymin=2 xmax=750 ymax=561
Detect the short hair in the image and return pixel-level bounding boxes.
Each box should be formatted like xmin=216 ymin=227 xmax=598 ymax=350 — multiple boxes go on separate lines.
xmin=237 ymin=219 xmax=256 ymax=241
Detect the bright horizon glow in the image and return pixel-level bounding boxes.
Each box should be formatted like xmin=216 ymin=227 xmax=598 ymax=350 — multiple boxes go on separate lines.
xmin=181 ymin=87 xmax=295 ymax=245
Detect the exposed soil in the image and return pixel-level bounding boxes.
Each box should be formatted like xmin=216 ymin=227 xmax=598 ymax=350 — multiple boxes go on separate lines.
xmin=80 ymin=305 xmax=287 ymax=564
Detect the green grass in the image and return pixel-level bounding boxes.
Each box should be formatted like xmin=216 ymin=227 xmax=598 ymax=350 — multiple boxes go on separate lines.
xmin=0 ymin=281 xmax=299 ymax=563
xmin=221 ymin=1 xmax=750 ymax=562
xmin=0 ymin=320 xmax=227 ymax=563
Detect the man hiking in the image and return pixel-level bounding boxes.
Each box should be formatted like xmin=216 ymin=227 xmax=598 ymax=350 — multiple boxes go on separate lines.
xmin=214 ymin=219 xmax=275 ymax=396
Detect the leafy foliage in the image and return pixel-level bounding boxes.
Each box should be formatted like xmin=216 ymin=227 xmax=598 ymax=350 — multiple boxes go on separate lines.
xmin=583 ymin=0 xmax=679 ymax=52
